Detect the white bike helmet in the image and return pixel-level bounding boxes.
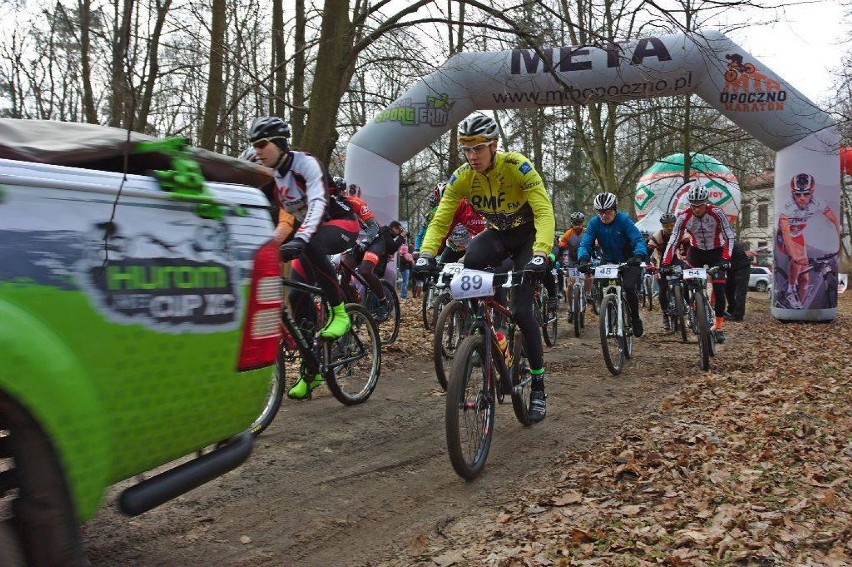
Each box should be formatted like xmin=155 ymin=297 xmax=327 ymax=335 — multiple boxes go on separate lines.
xmin=683 ymin=180 xmax=708 ymax=204
xmin=592 ymin=192 xmax=617 ymax=211
xmin=458 ymin=114 xmax=499 ymax=143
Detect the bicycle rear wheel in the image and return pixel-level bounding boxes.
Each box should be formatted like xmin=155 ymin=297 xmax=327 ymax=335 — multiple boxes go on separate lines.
xmin=622 ymin=299 xmax=634 ymax=360
xmin=599 ymin=294 xmax=625 ymax=375
xmin=325 ymin=304 xmax=381 ymax=405
xmin=509 ymin=331 xmax=533 ymax=426
xmin=445 ymin=334 xmax=495 ymax=480
xmin=433 ymin=300 xmax=471 ymax=391
xmin=673 ymin=285 xmax=688 ymax=343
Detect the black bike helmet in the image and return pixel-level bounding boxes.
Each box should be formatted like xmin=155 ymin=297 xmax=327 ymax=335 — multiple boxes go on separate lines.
xmin=660 ymin=212 xmax=677 ymax=224
xmin=569 ymin=211 xmax=586 ymax=224
xmin=332 ymin=176 xmax=347 ymax=195
xmin=248 ymin=117 xmax=291 ymax=151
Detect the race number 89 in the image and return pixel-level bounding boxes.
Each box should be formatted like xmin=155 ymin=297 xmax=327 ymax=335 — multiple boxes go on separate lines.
xmin=460 ymin=274 xmax=483 ymax=291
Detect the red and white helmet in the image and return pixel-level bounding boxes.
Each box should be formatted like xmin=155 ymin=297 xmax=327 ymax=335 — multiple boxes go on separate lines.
xmin=790 ymin=173 xmax=815 ymax=195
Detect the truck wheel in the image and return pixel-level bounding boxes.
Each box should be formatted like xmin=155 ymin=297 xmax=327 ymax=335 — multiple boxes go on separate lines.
xmin=755 ymin=280 xmax=768 ymax=292
xmin=0 ymin=394 xmax=85 ymax=566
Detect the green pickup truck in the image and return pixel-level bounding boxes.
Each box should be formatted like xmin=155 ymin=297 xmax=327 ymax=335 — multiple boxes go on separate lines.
xmin=0 ymin=120 xmax=280 ymax=566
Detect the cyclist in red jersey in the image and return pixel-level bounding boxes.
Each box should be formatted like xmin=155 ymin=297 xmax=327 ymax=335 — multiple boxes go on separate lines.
xmin=661 ymin=181 xmax=735 ymax=343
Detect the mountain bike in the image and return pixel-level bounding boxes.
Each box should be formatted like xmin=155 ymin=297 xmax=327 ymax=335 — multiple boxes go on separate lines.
xmin=533 ymin=276 xmax=559 ymax=347
xmin=249 ymin=277 xmax=381 ymax=436
xmin=662 ymin=264 xmax=689 ymax=343
xmin=679 ymin=265 xmax=723 ymax=371
xmin=443 ymin=268 xmax=535 ymax=480
xmin=641 ymin=266 xmax=657 ymax=311
xmin=592 ymin=263 xmax=635 ymax=376
xmin=564 ymin=266 xmax=586 ymax=337
xmin=335 ymin=252 xmax=400 ymax=345
xmin=432 ymin=262 xmax=470 ymax=390
xmin=420 ymin=264 xmax=455 ymax=332
xmin=773 ymin=253 xmax=839 ymax=310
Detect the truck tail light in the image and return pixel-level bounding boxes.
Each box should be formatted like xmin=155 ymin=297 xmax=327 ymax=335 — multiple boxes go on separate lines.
xmin=237 ymin=239 xmax=282 ymax=371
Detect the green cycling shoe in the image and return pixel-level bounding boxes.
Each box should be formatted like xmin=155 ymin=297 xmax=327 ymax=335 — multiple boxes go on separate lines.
xmin=287 ymin=374 xmax=323 ymax=400
xmin=319 ymin=302 xmax=351 ymax=340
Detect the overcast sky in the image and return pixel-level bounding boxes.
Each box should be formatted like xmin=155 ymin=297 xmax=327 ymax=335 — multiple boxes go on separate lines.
xmin=725 ymin=1 xmax=849 ymax=105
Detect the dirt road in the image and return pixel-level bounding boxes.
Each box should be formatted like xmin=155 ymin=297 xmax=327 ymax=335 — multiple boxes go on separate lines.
xmin=81 ymin=297 xmax=734 ymax=566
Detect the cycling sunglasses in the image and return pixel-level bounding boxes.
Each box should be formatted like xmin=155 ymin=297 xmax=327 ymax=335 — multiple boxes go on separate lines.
xmin=251 ymin=137 xmax=286 ymax=149
xmin=595 ymin=208 xmax=616 ymax=215
xmin=458 ymin=142 xmax=493 ymax=155
xmin=792 ymin=190 xmax=813 ymax=197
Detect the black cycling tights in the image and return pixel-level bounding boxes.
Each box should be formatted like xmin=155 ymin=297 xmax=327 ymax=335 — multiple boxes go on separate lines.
xmin=463 ymin=225 xmax=543 ymax=371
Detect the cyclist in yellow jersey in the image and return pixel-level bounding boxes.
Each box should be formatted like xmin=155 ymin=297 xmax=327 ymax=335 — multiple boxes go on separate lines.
xmin=414 ymin=113 xmax=555 ymax=422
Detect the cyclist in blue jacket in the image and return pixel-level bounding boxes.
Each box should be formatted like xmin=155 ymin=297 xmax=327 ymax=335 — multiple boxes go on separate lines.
xmin=577 ymin=192 xmax=648 ymax=337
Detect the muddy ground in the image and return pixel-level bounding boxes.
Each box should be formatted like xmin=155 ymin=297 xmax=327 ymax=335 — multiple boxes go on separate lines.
xmin=82 ymin=293 xmax=765 ymax=566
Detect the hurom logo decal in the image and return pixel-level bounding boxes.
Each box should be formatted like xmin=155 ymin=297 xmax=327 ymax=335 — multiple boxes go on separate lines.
xmin=374 ymin=93 xmax=454 ymax=127
xmin=79 ymin=222 xmax=239 ymax=332
xmin=719 ymin=53 xmax=787 ymax=112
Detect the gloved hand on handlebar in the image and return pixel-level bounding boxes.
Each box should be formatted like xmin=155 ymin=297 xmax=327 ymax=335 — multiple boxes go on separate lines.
xmin=719 ymin=260 xmax=732 ymax=271
xmin=523 ymin=254 xmax=547 ymax=278
xmin=413 ymin=253 xmax=436 ymax=280
xmin=626 ymin=255 xmax=643 ymax=267
xmin=577 ymin=259 xmax=591 ymax=273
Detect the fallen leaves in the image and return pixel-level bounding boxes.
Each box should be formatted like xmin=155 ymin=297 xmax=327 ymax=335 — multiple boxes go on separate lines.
xmin=388 ymin=293 xmax=852 ymax=566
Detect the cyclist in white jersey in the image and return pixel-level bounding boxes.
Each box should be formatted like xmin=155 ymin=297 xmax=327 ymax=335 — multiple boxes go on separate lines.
xmin=661 ymin=180 xmax=735 ymax=343
xmin=777 ymin=173 xmax=841 ymax=308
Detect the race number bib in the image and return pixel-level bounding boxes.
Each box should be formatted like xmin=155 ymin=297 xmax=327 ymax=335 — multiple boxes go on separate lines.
xmin=450 ymin=269 xmax=495 ymax=299
xmin=567 ymin=267 xmax=581 ymax=279
xmin=682 ymin=267 xmax=707 ymax=280
xmin=594 ymin=264 xmax=619 ymax=279
xmin=442 ymin=262 xmax=464 ymax=276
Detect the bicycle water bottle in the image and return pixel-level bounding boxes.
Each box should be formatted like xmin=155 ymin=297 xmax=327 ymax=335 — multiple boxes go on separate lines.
xmin=495 ymin=331 xmax=512 ymax=366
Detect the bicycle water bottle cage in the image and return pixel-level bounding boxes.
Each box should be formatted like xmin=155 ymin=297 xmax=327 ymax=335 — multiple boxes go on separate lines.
xmin=133 ymin=137 xmax=223 ymax=220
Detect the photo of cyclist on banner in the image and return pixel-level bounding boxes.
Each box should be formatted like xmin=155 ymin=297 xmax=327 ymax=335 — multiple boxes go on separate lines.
xmin=774 ymin=172 xmax=841 ymax=310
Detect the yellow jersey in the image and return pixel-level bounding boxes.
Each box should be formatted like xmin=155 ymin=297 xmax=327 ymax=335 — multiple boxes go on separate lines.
xmin=421 ymin=152 xmax=554 ymax=256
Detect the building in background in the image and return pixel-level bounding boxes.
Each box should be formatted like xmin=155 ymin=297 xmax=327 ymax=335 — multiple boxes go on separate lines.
xmin=738 ymin=169 xmax=775 ymax=266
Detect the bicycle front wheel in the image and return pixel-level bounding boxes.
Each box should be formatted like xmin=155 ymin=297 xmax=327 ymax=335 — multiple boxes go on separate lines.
xmin=572 ymin=285 xmax=582 ymax=337
xmin=324 ymin=304 xmax=381 ymax=405
xmin=433 ymin=300 xmax=471 ymax=391
xmin=445 ymin=334 xmax=495 ymax=480
xmin=694 ymin=291 xmax=711 ymax=371
xmin=421 ymin=284 xmax=435 ymax=331
xmin=363 ymin=281 xmax=400 ymax=345
xmin=509 ymin=331 xmax=533 ymax=426
xmin=249 ymin=358 xmax=285 ymax=437
xmin=645 ymin=277 xmax=655 ymax=311
xmin=542 ymin=288 xmax=558 ymax=347
xmin=599 ymin=294 xmax=625 ymax=375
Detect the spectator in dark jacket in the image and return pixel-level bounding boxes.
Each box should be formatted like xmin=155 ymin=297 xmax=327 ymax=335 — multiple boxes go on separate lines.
xmin=724 ymin=241 xmax=751 ymax=321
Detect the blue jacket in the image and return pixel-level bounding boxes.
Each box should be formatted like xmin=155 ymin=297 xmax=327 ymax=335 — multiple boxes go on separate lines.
xmin=578 ymin=211 xmax=647 ymax=263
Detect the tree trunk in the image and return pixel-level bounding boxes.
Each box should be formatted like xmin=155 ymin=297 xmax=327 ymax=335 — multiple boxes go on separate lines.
xmin=108 ymin=0 xmax=134 ymax=128
xmin=137 ymin=0 xmax=172 ymax=133
xmin=299 ymin=0 xmax=350 ymax=160
xmin=78 ymin=0 xmax=97 ymax=124
xmin=199 ymin=0 xmax=226 ymax=150
xmin=291 ymin=0 xmax=307 ymax=146
xmin=272 ymin=0 xmax=286 ymax=118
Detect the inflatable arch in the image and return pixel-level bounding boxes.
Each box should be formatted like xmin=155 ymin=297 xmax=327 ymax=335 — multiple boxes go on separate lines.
xmin=344 ymin=30 xmax=840 ymax=322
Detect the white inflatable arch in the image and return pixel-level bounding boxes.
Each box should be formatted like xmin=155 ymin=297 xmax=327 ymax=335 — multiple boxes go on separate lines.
xmin=344 ymin=30 xmax=840 ymax=321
